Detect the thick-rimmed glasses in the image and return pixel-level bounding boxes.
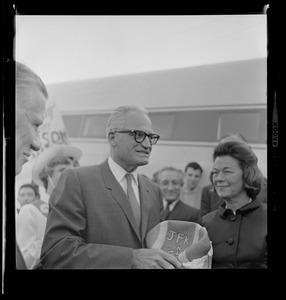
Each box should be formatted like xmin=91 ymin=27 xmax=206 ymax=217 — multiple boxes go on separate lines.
xmin=111 ymin=129 xmax=160 ymax=145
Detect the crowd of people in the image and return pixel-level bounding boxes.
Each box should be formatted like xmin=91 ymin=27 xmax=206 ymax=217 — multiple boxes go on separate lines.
xmin=13 ymin=61 xmax=267 ymax=270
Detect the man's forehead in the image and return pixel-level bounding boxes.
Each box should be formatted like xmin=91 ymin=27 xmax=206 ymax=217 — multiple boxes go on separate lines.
xmin=161 ymin=170 xmax=181 ymax=179
xmin=186 ymin=167 xmax=201 ymax=174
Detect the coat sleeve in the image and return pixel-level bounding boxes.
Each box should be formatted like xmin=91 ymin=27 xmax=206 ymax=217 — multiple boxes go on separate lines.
xmin=40 ymin=169 xmax=133 ymax=269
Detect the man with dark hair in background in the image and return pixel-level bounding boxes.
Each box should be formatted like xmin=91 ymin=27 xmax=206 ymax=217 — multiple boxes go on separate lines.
xmin=180 ymin=162 xmax=204 ymax=210
xmin=16 ymin=183 xmax=40 ymax=213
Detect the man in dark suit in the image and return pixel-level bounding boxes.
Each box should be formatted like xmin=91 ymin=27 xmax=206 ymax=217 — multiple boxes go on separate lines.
xmin=40 ymin=105 xmax=181 ymax=269
xmin=157 ymin=167 xmax=201 ymax=224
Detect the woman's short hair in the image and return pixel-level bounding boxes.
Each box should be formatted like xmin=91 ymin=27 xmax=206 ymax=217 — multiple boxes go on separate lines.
xmin=106 ymin=105 xmax=149 ymax=138
xmin=210 ymin=141 xmax=264 ymax=199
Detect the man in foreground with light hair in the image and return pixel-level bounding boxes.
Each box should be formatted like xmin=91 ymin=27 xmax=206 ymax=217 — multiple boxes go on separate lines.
xmin=14 ymin=62 xmax=48 ymax=269
xmin=40 ymin=105 xmax=181 ymax=269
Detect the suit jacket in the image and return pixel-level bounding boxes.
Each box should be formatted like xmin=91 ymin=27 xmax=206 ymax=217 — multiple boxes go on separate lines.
xmin=161 ymin=200 xmax=201 ymax=224
xmin=40 ymin=160 xmax=163 ymax=269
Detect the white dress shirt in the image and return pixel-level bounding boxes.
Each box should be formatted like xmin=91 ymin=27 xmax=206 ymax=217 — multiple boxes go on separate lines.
xmin=16 ymin=203 xmax=48 ymax=269
xmin=108 ymin=156 xmax=140 ymax=205
xmin=163 ymin=198 xmax=179 ymax=212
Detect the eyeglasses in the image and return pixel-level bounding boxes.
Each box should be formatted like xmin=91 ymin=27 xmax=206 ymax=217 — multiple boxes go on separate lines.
xmin=112 ymin=129 xmax=160 ymax=145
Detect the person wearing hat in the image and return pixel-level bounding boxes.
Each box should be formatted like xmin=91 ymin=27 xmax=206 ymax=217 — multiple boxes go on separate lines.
xmin=16 ymin=145 xmax=82 ymax=269
xmin=32 ymin=145 xmax=82 ymax=196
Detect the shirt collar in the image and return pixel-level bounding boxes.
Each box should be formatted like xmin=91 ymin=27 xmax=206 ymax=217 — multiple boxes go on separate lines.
xmin=163 ymin=198 xmax=179 ymax=211
xmin=108 ymin=156 xmax=138 ymax=185
xmin=219 ymin=197 xmax=259 ymax=217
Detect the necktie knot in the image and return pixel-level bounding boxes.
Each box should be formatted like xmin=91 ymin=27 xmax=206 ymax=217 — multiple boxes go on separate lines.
xmin=125 ymin=173 xmax=133 ymax=182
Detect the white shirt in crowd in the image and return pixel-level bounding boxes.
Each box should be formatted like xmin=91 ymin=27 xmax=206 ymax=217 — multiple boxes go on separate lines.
xmin=16 ymin=202 xmax=48 ymax=269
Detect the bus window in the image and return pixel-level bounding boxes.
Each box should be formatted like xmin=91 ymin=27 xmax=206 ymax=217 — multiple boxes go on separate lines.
xmin=173 ymin=111 xmax=218 ymax=142
xmin=62 ymin=115 xmax=85 ymax=138
xmin=218 ymin=110 xmax=266 ymax=144
xmin=62 ymin=108 xmax=266 ymax=144
xmin=82 ymin=114 xmax=109 ymax=138
xmin=150 ymin=110 xmax=219 ymax=142
xmin=149 ymin=113 xmax=175 ymax=140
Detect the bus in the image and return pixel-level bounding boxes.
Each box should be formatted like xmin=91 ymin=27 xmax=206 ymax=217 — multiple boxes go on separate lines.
xmin=46 ymin=57 xmax=267 ymax=187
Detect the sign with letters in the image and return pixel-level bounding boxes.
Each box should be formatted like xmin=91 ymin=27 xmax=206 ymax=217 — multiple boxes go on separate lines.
xmin=30 ymin=98 xmax=70 ymax=160
xmin=16 ymin=98 xmax=71 ymax=204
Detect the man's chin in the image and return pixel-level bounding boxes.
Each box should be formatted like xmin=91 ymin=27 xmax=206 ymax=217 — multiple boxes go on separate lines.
xmin=137 ymin=158 xmax=149 ymax=166
xmin=164 ymin=198 xmax=178 ymax=202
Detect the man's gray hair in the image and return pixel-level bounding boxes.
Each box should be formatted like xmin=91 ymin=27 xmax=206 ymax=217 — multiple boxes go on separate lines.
xmin=16 ymin=62 xmax=48 ymax=111
xmin=157 ymin=166 xmax=184 ymax=184
xmin=106 ymin=105 xmax=149 ymax=138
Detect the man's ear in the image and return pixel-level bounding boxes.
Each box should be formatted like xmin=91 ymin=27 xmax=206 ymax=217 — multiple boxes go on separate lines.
xmin=108 ymin=132 xmax=116 ymax=146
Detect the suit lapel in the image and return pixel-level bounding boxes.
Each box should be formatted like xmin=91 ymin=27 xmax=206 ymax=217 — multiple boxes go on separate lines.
xmin=100 ymin=160 xmax=141 ymax=241
xmin=168 ymin=200 xmax=184 ymax=220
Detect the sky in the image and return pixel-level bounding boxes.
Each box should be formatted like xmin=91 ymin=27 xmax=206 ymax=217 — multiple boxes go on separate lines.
xmin=15 ymin=15 xmax=267 ymax=84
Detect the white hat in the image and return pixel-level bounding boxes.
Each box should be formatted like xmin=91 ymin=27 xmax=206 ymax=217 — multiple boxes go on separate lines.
xmin=32 ymin=145 xmax=82 ymax=186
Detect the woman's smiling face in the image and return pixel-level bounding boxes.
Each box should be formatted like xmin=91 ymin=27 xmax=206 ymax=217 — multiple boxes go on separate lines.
xmin=212 ymin=155 xmax=244 ymax=200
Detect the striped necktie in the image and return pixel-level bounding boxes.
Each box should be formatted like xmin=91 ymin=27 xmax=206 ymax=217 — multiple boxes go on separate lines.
xmin=125 ymin=173 xmax=141 ymax=228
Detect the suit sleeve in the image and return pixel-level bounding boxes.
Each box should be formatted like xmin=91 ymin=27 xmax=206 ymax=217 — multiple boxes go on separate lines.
xmin=40 ymin=169 xmax=133 ymax=269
